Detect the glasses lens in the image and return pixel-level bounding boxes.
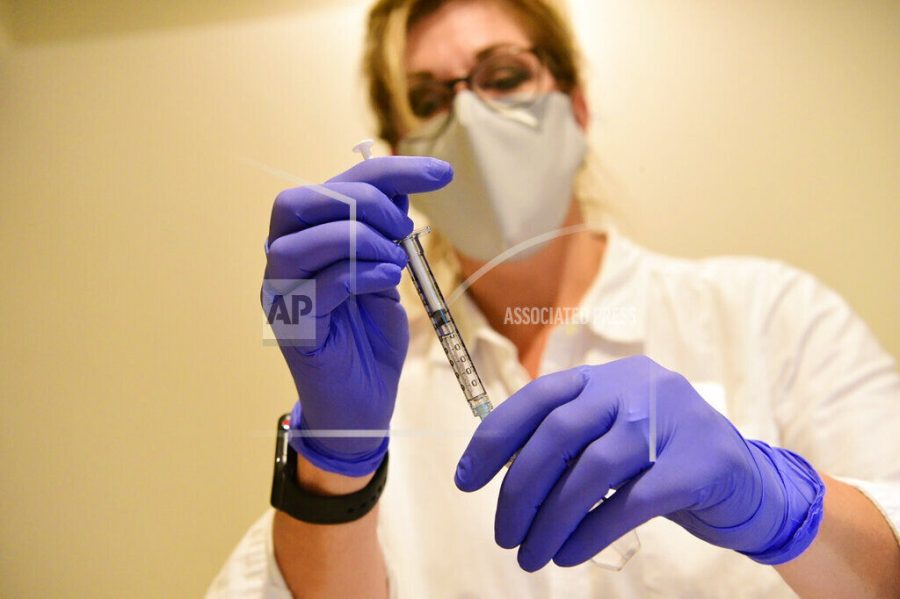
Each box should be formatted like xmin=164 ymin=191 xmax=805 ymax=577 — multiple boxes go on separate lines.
xmin=408 ymin=80 xmax=454 ymax=120
xmin=402 ymin=48 xmax=545 ymax=141
xmin=472 ymin=50 xmax=543 ymax=108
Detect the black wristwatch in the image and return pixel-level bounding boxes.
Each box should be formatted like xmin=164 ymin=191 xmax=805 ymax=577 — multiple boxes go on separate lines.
xmin=270 ymin=413 xmax=388 ymax=524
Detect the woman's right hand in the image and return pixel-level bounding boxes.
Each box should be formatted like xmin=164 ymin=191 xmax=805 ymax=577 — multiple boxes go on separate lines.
xmin=262 ymin=156 xmax=453 ymax=477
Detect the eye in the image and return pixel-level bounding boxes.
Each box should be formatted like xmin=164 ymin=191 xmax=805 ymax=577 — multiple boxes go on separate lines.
xmin=473 ymin=51 xmax=543 ymax=103
xmin=478 ymin=64 xmax=532 ymax=93
xmin=408 ymin=83 xmax=452 ymax=119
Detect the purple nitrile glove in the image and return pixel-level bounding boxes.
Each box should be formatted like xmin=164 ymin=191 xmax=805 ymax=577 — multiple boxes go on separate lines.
xmin=455 ymin=355 xmax=825 ymax=571
xmin=262 ymin=156 xmax=453 ymax=477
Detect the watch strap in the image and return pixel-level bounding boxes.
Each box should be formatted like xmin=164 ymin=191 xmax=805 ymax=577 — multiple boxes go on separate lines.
xmin=270 ymin=413 xmax=388 ymax=524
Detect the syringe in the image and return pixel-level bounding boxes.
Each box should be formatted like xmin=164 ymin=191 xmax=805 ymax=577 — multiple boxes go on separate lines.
xmin=398 ymin=227 xmax=494 ymax=420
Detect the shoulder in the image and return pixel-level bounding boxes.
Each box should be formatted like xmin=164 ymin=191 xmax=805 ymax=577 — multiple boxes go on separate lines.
xmin=619 ymin=232 xmax=855 ymax=340
xmin=630 ymin=234 xmax=832 ymax=302
xmin=637 ymin=241 xmax=809 ymax=300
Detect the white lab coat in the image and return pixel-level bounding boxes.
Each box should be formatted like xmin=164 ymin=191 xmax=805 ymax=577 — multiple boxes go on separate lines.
xmin=208 ymin=227 xmax=900 ymax=598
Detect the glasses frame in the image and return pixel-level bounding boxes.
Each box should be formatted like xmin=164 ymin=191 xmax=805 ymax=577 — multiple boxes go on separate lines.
xmin=404 ymin=45 xmax=550 ymax=136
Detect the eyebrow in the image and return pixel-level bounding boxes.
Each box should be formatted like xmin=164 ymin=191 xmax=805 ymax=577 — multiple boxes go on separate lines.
xmin=406 ymin=43 xmax=522 ymax=80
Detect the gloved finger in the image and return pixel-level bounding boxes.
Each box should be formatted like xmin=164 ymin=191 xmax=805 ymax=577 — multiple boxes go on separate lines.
xmin=268 ymin=182 xmax=415 ymax=243
xmin=516 ymin=423 xmax=651 ymax=571
xmin=455 ymin=368 xmax=588 ymax=493
xmin=313 ymin=261 xmax=404 ymax=316
xmin=328 ymin=155 xmax=453 ymax=199
xmin=493 ymin=392 xmax=618 ymax=550
xmin=265 ymin=221 xmax=408 ymax=280
xmin=552 ymin=456 xmax=687 ymax=567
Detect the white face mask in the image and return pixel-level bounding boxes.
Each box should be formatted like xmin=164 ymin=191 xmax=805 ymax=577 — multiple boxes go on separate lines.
xmin=398 ymin=90 xmax=587 ymax=262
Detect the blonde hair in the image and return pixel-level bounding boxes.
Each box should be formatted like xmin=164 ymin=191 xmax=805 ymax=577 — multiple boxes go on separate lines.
xmin=361 ymin=0 xmax=608 ymax=303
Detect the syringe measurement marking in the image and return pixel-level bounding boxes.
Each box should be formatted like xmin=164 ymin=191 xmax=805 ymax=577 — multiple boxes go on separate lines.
xmin=439 ymin=331 xmax=482 ymax=394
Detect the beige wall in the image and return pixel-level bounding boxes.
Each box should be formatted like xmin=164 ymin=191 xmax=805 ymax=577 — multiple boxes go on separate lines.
xmin=1 ymin=1 xmax=896 ymax=596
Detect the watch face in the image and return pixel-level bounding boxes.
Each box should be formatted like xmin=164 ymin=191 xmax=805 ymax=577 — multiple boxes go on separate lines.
xmin=275 ymin=413 xmax=291 ymax=468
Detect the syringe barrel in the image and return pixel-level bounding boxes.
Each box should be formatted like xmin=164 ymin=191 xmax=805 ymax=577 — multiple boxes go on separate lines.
xmin=398 ymin=229 xmax=493 ymax=419
xmin=399 ymin=231 xmax=443 ymax=314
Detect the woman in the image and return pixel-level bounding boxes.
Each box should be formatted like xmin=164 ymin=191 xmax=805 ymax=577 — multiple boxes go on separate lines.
xmin=209 ymin=1 xmax=900 ymax=596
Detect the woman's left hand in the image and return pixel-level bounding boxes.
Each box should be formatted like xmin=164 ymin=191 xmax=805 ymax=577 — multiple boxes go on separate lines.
xmin=454 ymin=355 xmax=825 ymax=571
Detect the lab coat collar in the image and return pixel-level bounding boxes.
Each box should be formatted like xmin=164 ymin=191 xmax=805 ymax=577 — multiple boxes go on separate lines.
xmin=577 ymin=224 xmax=647 ymax=344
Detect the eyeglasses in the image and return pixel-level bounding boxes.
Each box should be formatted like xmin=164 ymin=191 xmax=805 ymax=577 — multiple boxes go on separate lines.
xmin=406 ymin=45 xmax=548 ymax=122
